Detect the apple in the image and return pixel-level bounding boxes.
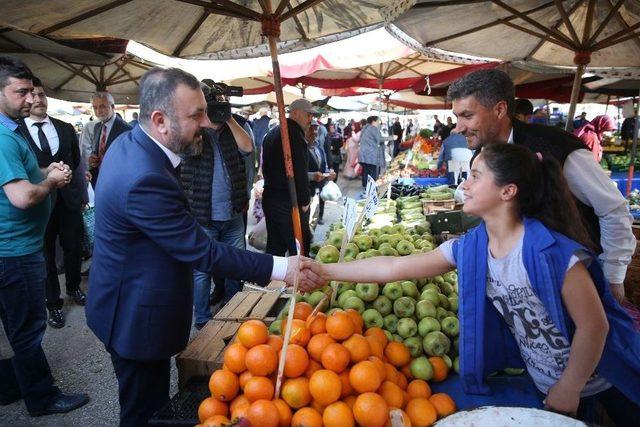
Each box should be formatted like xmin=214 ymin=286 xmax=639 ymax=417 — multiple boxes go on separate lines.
xmin=448 ymin=295 xmax=458 ymax=313
xmin=439 ymin=282 xmax=454 ymax=296
xmin=378 ymin=233 xmax=392 ymax=244
xmin=378 ymin=244 xmax=397 ymax=257
xmin=395 ymin=240 xmax=416 ymax=256
xmin=436 ymin=307 xmax=449 ymax=321
xmin=415 ymin=300 xmax=437 ymax=320
xmin=326 ymin=231 xmax=344 ymax=249
xmin=418 ymin=317 xmax=441 ymax=337
xmin=368 ymin=228 xmax=382 ymax=238
xmin=326 ymin=307 xmax=342 ymax=316
xmin=317 ymin=245 xmax=340 ymax=263
xmin=338 ymin=290 xmax=358 ymax=308
xmin=441 ymin=354 xmax=453 ymax=369
xmin=306 ymin=291 xmax=325 ymax=308
xmin=372 ymin=295 xmax=392 ymax=316
xmin=366 ymin=249 xmax=382 ymax=257
xmin=441 ymin=316 xmax=459 ymax=337
xmin=410 ymin=356 xmax=433 ymax=381
xmin=384 ymin=330 xmax=393 ymax=342
xmin=388 ymin=234 xmax=404 ymax=248
xmin=423 ymin=331 xmax=451 ymax=357
xmin=362 ymin=309 xmax=384 ymax=329
xmin=397 ymin=318 xmax=418 ymax=338
xmin=404 ymin=336 xmax=423 ymax=358
xmin=383 ymin=314 xmax=399 ymax=333
xmin=400 ymin=281 xmax=419 ymax=299
xmin=422 ymin=284 xmax=440 ymax=294
xmin=391 ymin=224 xmax=405 ymax=234
xmin=343 ymin=242 xmax=359 ymax=259
xmin=383 ymin=282 xmax=403 ymax=301
xmin=335 ymin=281 xmax=355 ymax=295
xmin=268 ymin=320 xmax=282 ymax=335
xmin=343 ymin=255 xmax=355 ymax=262
xmin=434 ymin=275 xmax=445 ymax=285
xmin=393 ymin=297 xmax=415 ymax=318
xmin=438 ymin=294 xmax=450 ymax=310
xmin=416 ymin=277 xmax=428 ymax=287
xmin=392 ymin=334 xmax=404 ymax=342
xmin=343 ymin=296 xmax=365 ymax=314
xmin=453 ymin=356 xmax=460 ymax=374
xmin=355 ymin=283 xmax=379 ymax=302
xmin=443 ymin=271 xmax=458 ymax=284
xmin=355 ymin=252 xmax=368 ymax=260
xmin=420 ymin=290 xmax=440 ymax=307
xmin=380 ymin=225 xmax=393 ymax=234
xmin=352 ymin=235 xmax=373 ymax=252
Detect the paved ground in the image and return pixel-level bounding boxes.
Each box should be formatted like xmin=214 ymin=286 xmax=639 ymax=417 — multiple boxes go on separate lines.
xmin=0 ymin=176 xmax=363 ymax=427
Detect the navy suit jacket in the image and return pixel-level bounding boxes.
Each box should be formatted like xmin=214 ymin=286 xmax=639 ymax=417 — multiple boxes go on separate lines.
xmin=86 ymin=125 xmax=274 ymax=360
xmin=90 ymin=115 xmax=132 ymax=186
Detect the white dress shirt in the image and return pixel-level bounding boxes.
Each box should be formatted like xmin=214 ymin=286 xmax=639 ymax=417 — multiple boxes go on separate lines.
xmin=139 ymin=125 xmax=290 ymax=282
xmin=508 ymin=126 xmax=636 ymax=284
xmin=24 ymin=116 xmax=59 ymax=155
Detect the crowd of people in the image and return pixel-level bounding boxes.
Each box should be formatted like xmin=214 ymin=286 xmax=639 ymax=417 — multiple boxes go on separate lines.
xmin=1 ymin=54 xmax=639 ymax=427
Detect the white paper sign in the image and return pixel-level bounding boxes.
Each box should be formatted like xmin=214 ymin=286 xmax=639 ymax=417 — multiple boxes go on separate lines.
xmin=342 ymin=198 xmax=357 ymax=239
xmin=363 ymin=176 xmax=380 ymax=219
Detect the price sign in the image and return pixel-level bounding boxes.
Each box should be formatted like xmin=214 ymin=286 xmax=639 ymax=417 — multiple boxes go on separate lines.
xmin=342 ymin=198 xmax=357 ymax=239
xmin=363 ymin=176 xmax=379 ymax=219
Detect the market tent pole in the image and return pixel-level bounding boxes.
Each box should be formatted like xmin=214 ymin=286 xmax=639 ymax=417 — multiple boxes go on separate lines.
xmin=565 ymin=54 xmax=589 ymax=132
xmin=626 ymin=90 xmax=640 ymax=196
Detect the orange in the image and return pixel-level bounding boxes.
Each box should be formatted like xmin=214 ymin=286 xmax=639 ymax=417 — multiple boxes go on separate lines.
xmin=396 ymin=371 xmax=408 ymax=390
xmin=366 ymin=335 xmax=385 ymax=359
xmin=401 ymin=363 xmax=414 ymax=381
xmin=368 ymin=356 xmax=387 ymax=381
xmin=198 ymin=397 xmax=228 ymax=423
xmin=385 ymin=342 xmax=411 ymax=367
xmin=325 ymin=311 xmax=355 ymax=341
xmin=353 ymin=392 xmax=389 ymax=427
xmin=238 ymin=370 xmax=253 ymax=389
xmin=282 ymin=318 xmax=311 ymax=346
xmin=309 ymin=369 xmax=342 ymax=406
xmin=230 ymin=402 xmax=249 ymax=420
xmin=209 ymin=370 xmax=239 ymax=402
xmin=428 ymin=357 xmax=449 ymax=382
xmin=245 ymin=344 xmax=278 ymax=376
xmin=308 ymin=312 xmax=327 ymax=335
xmin=307 ymin=333 xmax=335 ymax=362
xmin=344 ymin=308 xmax=364 ymax=334
xmin=293 ymin=301 xmax=314 ymax=320
xmin=229 ymin=394 xmax=249 ymax=413
xmin=385 ymin=409 xmax=412 ymax=427
xmin=310 ymin=399 xmax=326 ymax=414
xmin=267 ymin=334 xmax=284 ymax=353
xmin=274 ymin=398 xmax=293 ymax=427
xmin=223 ymin=343 xmax=247 ymax=374
xmin=321 ymin=342 xmax=350 ymax=373
xmin=384 ymin=362 xmax=400 ymax=385
xmin=343 ymin=334 xmax=371 ymax=363
xmin=343 ymin=395 xmax=357 ymax=409
xmin=283 ymin=344 xmax=309 ymax=378
xmin=237 ymin=319 xmax=268 ymax=348
xmin=201 ymin=415 xmax=229 ymax=427
xmin=349 ymin=360 xmax=382 ymax=393
xmin=339 ymin=369 xmax=354 ymax=398
xmin=407 ymin=379 xmax=432 ymax=399
xmin=378 ymin=380 xmax=404 ymax=409
xmin=291 ymin=407 xmax=323 ymax=427
xmin=243 ymin=376 xmax=274 ymax=402
xmin=429 ymin=393 xmax=457 ymax=418
xmin=247 ymin=399 xmax=280 ymax=427
xmin=304 ymin=359 xmax=322 ymax=379
xmin=323 ymin=401 xmax=355 ymax=427
xmin=364 ymin=327 xmax=388 ymax=348
xmin=405 ymin=398 xmax=438 ymax=427
xmin=281 ymin=377 xmax=311 ymax=409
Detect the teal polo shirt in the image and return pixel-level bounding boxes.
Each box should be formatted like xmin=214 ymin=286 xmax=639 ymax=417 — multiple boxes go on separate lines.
xmin=0 ymin=113 xmax=51 ymax=257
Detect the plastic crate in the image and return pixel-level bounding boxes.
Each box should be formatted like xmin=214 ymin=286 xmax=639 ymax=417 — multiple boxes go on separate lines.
xmin=149 ymin=377 xmax=209 ymax=427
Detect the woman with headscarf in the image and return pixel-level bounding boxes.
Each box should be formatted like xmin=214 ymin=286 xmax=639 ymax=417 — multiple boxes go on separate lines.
xmin=574 ymin=115 xmax=616 ymax=162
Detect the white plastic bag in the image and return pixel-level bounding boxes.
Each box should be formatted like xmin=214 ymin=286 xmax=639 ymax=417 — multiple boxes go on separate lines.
xmin=320 ymin=180 xmax=342 ymax=201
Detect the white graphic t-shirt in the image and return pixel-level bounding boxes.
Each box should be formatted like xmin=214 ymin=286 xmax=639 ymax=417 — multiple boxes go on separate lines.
xmin=439 ymin=236 xmax=610 ymax=396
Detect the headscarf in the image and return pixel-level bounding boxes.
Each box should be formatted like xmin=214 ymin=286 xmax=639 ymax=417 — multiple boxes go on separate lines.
xmin=575 ymin=115 xmax=616 ymax=139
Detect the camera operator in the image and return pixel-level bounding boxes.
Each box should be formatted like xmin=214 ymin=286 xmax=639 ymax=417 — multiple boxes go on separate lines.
xmin=180 ymin=81 xmax=253 ymax=329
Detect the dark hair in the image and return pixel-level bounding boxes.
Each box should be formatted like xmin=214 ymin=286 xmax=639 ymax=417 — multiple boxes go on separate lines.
xmin=138 ymin=67 xmax=201 ymax=123
xmin=514 ymin=98 xmax=533 ymax=118
xmin=479 ymin=144 xmax=595 ymax=251
xmin=447 ymin=69 xmax=515 ymax=116
xmin=32 ymin=76 xmax=43 ymax=87
xmin=366 ymin=115 xmax=379 ymax=124
xmin=0 ymin=56 xmax=34 ymax=89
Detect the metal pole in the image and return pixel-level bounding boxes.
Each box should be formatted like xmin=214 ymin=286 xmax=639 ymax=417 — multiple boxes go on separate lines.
xmin=625 ymin=91 xmax=640 ymax=196
xmin=565 ymin=63 xmax=585 ymax=132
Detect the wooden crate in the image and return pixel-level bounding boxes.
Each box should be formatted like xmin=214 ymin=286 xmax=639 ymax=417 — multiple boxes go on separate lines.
xmin=176 ymin=282 xmax=289 ymax=388
xmin=422 ymin=198 xmax=456 ymax=214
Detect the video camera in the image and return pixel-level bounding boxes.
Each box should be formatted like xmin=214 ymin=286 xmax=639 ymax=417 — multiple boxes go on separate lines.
xmin=201 ymin=79 xmax=243 ymax=123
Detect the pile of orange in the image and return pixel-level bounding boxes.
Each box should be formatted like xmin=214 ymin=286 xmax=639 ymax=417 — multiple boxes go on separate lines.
xmin=196 ymin=302 xmax=457 ymax=427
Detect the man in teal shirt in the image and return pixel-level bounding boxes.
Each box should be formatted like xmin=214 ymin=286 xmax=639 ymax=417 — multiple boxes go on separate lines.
xmin=0 ymin=56 xmax=89 ymax=416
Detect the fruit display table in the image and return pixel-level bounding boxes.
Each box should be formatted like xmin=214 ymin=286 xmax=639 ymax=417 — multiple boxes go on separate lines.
xmin=610 ymin=171 xmax=640 ymax=194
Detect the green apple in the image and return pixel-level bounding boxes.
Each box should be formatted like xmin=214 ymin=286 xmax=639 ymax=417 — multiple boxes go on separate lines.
xmin=416 ymin=278 xmax=428 ymax=287
xmin=439 ymin=282 xmax=454 ymax=296
xmin=434 ymin=275 xmax=445 ymax=285
xmin=391 ymin=224 xmax=405 ymax=234
xmin=356 ymin=252 xmax=369 ymax=260
xmin=395 ymin=240 xmax=416 ymax=256
xmin=344 ymin=255 xmax=355 ymax=262
xmin=268 ymin=319 xmax=282 ymax=335
xmin=372 ymin=295 xmax=392 ymax=316
xmin=317 ymin=245 xmax=340 ymax=263
xmin=383 ymin=314 xmax=399 ymax=333
xmin=378 ymin=243 xmax=397 ymax=256
xmin=343 ymin=242 xmax=359 ymax=259
xmin=453 ymin=356 xmax=460 ymax=374
xmin=352 ymin=235 xmax=373 ymax=252
xmin=436 ymin=307 xmax=449 ymax=321
xmin=326 ymin=307 xmax=342 ymax=316
xmin=441 ymin=354 xmax=453 ymax=369
xmin=380 ymin=225 xmax=393 ymax=234
xmin=388 ymin=234 xmax=404 ymax=248
xmin=423 ymin=283 xmax=440 ymax=294
xmin=440 ymin=317 xmax=459 ymax=337
xmin=355 ymin=283 xmax=379 ymax=302
xmin=415 ymin=300 xmax=437 ymax=320
xmin=335 ymin=281 xmax=355 ymax=295
xmin=420 ymin=290 xmax=440 ymax=307
xmin=383 ymin=282 xmax=403 ymax=301
xmin=393 ymin=297 xmax=416 ymax=318
xmin=368 ymin=228 xmax=382 ymax=238
xmin=307 ymin=291 xmax=325 ymax=308
xmin=378 ymin=233 xmax=392 ymax=244
xmin=438 ymin=294 xmax=450 ymax=310
xmin=343 ymin=296 xmax=366 ymax=314
xmin=443 ymin=271 xmax=458 ymax=284
xmin=338 ymin=290 xmax=358 ymax=308
xmin=366 ymin=249 xmax=382 ymax=257
xmin=326 ymin=230 xmax=344 ymax=249
xmin=362 ymin=308 xmax=384 ymax=329
xmin=384 ymin=330 xmax=394 ymax=342
xmin=371 ymin=236 xmax=380 ymax=249
xmin=448 ymin=295 xmax=458 ymax=313
xmin=423 ymin=331 xmax=451 ymax=357
xmin=418 ymin=317 xmax=441 ymax=337
xmin=397 ymin=318 xmax=418 ymax=338
xmin=404 ymin=336 xmax=423 ymax=358
xmin=401 ymin=281 xmax=419 ymax=299
xmin=410 ymin=356 xmax=433 ymax=381
xmin=392 ymin=334 xmax=404 ymax=342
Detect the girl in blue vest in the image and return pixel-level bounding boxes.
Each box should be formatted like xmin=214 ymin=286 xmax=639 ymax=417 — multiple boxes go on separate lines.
xmin=312 ymin=144 xmax=640 ymax=424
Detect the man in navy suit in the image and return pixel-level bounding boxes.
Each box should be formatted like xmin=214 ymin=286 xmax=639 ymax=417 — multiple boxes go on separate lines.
xmin=85 ymin=67 xmax=323 ymax=426
xmin=86 ymin=91 xmax=131 ymax=187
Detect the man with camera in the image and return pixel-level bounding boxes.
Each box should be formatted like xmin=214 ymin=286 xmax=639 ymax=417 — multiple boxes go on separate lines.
xmin=180 ymin=81 xmax=254 ymax=329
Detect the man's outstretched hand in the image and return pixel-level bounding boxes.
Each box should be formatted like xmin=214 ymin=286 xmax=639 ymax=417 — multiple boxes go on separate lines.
xmin=284 ymin=256 xmax=327 ymax=292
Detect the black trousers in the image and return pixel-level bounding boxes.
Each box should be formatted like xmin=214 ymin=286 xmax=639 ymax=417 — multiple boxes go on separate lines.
xmin=331 ymin=161 xmax=340 ymax=183
xmin=44 ymin=196 xmax=84 ymax=310
xmin=265 ymin=208 xmax=311 ymax=257
xmin=360 ymin=163 xmax=379 ymax=187
xmin=108 ymin=347 xmax=170 ymax=427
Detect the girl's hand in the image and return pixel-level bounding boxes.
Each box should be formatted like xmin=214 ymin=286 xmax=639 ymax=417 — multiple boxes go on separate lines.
xmin=544 ymin=381 xmax=580 ymax=417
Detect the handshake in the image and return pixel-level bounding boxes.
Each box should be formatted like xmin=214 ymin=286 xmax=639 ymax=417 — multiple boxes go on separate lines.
xmin=45 ymin=161 xmax=73 ymax=188
xmin=282 ymin=256 xmax=328 ymax=293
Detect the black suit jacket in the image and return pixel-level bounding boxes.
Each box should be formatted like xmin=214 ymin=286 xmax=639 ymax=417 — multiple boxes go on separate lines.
xmin=18 ymin=116 xmax=85 ymax=211
xmin=308 ymin=145 xmax=328 ymax=193
xmin=90 ymin=115 xmax=132 ymax=184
